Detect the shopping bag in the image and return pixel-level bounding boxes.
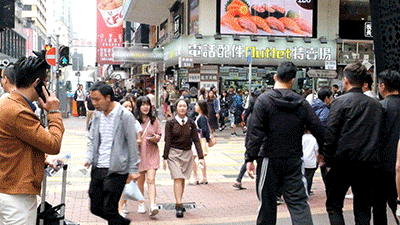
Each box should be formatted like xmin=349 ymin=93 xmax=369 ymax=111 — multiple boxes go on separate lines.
xmin=200 ymin=138 xmax=209 ymax=156
xmin=123 ymin=181 xmax=145 ymax=201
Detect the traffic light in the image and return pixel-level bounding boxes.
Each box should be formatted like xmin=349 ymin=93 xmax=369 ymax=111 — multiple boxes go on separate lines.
xmin=44 ymin=44 xmax=52 ymax=51
xmin=59 ymin=46 xmax=69 ymax=67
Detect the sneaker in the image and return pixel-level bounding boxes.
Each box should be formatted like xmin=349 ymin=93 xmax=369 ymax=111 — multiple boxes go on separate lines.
xmin=137 ymin=202 xmax=146 ymax=214
xmin=345 ymin=193 xmax=353 ymax=199
xmin=231 ymin=132 xmax=238 ymax=137
xmin=122 ymin=203 xmax=128 ymax=214
xmin=176 ymin=206 xmax=184 ymax=218
xmin=149 ymin=204 xmax=159 ymax=217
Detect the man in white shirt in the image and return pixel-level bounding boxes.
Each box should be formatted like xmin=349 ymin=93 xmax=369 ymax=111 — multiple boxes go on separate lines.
xmin=84 ymin=81 xmax=140 ymax=225
xmin=76 ymin=84 xmax=86 ymax=118
xmin=0 ymin=65 xmax=16 ymax=99
xmin=363 ymin=74 xmax=379 ymax=100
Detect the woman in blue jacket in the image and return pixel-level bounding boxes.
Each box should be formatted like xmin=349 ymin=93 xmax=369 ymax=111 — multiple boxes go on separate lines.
xmin=192 ymin=100 xmax=210 ymax=185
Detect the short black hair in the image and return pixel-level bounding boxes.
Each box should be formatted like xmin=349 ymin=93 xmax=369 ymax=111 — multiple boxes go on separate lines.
xmin=197 ymin=100 xmax=208 ymax=115
xmin=14 ymin=56 xmax=50 ymax=88
xmin=332 ymin=84 xmax=339 ymax=89
xmin=317 ymin=88 xmax=332 ymax=101
xmin=174 ymin=98 xmax=190 ymax=115
xmin=276 ymin=61 xmax=297 ymax=82
xmin=90 ymin=81 xmax=114 ymax=100
xmin=3 ymin=65 xmax=16 ymax=85
xmin=364 ymin=73 xmax=373 ymax=90
xmin=378 ymin=70 xmax=400 ymax=92
xmin=343 ymin=62 xmax=367 ymax=87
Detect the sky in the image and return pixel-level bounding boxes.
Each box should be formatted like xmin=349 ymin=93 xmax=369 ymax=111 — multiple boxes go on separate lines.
xmin=71 ymin=0 xmax=96 ymax=41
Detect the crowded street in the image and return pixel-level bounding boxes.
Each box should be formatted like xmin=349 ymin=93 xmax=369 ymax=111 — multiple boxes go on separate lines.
xmin=41 ymin=115 xmax=393 ymax=225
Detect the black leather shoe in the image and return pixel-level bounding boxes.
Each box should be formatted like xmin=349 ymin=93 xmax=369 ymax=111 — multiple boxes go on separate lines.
xmin=176 ymin=207 xmax=184 ymax=218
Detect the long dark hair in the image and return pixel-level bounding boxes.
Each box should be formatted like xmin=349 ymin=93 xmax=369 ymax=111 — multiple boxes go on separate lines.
xmin=134 ymin=96 xmax=156 ymax=124
xmin=197 ymin=100 xmax=208 ymax=115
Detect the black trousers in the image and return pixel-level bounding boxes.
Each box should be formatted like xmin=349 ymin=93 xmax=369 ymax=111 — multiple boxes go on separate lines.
xmin=304 ymin=167 xmax=317 ymax=194
xmin=326 ymin=163 xmax=377 ymax=225
xmin=255 ymin=157 xmax=313 ymax=225
xmin=372 ymin=169 xmax=398 ymax=225
xmin=77 ymin=101 xmax=86 ymax=116
xmin=88 ymin=168 xmax=130 ymax=225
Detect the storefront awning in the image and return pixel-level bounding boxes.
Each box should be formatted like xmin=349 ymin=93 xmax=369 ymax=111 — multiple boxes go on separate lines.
xmin=124 ymin=0 xmax=176 ymax=25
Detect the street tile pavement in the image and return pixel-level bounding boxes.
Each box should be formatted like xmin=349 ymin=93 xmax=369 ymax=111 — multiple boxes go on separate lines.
xmin=44 ymin=115 xmax=392 ymax=225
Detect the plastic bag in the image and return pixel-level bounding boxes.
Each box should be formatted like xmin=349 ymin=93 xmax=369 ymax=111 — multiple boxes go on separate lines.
xmin=123 ymin=181 xmax=144 ymax=201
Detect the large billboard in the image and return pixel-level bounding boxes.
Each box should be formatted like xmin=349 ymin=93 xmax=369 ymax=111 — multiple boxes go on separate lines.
xmin=96 ymin=0 xmax=131 ymax=64
xmin=218 ymin=0 xmax=316 ymax=37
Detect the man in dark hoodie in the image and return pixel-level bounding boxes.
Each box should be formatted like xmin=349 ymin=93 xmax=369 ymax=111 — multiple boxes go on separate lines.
xmin=323 ymin=62 xmax=384 ymax=224
xmin=245 ymin=62 xmax=325 ymax=225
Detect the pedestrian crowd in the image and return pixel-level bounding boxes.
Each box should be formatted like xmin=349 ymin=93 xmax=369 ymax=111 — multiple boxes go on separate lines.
xmin=2 ymin=54 xmax=400 ymax=225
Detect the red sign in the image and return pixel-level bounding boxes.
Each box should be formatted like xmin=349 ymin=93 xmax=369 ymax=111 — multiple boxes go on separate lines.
xmin=96 ymin=0 xmax=124 ymax=65
xmin=46 ymin=47 xmax=56 ymax=66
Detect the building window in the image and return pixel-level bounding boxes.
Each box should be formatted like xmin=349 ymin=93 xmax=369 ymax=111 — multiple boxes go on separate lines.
xmin=339 ymin=0 xmax=372 ymax=40
xmin=23 ymin=5 xmax=32 ymax=11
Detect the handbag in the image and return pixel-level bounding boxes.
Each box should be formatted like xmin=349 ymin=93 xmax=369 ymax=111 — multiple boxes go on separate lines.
xmin=123 ymin=181 xmax=145 ymax=201
xmin=208 ymin=136 xmax=217 ymax=147
xmin=207 ymin=122 xmax=217 ymax=147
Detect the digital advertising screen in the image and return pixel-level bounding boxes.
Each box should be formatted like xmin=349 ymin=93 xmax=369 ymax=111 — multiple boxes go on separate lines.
xmin=218 ymin=0 xmax=316 ymax=37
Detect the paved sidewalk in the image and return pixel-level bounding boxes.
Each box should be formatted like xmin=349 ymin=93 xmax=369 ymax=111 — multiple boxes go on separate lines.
xmin=47 ymin=115 xmax=397 ymax=225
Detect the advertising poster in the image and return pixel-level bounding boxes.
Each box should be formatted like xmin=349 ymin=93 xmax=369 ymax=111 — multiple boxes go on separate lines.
xmin=219 ymin=0 xmax=314 ymax=37
xmin=189 ymin=0 xmax=200 ymax=35
xmin=96 ymin=0 xmax=131 ymax=64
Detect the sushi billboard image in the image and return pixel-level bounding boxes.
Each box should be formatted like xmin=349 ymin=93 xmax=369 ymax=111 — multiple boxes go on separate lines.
xmin=219 ymin=0 xmax=315 ymax=37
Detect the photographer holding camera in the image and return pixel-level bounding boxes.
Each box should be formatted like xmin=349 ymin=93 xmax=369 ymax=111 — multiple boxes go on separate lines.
xmin=0 ymin=54 xmax=65 ymax=225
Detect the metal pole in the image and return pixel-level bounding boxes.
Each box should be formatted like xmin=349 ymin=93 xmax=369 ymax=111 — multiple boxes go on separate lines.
xmin=56 ymin=35 xmax=60 ymax=98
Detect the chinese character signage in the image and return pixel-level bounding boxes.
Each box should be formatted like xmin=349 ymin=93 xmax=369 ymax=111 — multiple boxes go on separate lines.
xmin=187 ymin=44 xmax=331 ymax=61
xmin=96 ymin=0 xmax=130 ymax=64
xmin=219 ymin=0 xmax=315 ymax=37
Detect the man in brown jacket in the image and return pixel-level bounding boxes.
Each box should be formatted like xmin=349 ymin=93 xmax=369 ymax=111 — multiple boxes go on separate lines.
xmin=0 ymin=55 xmax=65 ymax=225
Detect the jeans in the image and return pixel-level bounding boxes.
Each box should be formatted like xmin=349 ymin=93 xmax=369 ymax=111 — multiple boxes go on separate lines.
xmin=236 ymin=162 xmax=247 ymax=183
xmin=88 ymin=168 xmax=130 ymax=225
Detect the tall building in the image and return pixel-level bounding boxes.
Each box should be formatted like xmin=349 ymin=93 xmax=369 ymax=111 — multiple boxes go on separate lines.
xmin=21 ymin=0 xmax=48 ymax=54
xmin=0 ymin=0 xmax=26 ymax=64
xmin=47 ymin=0 xmax=73 ymax=46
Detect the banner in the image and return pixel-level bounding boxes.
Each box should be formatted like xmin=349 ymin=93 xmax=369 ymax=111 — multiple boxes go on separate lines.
xmin=219 ymin=0 xmax=315 ymax=37
xmin=189 ymin=0 xmax=200 ymax=35
xmin=96 ymin=0 xmax=131 ymax=64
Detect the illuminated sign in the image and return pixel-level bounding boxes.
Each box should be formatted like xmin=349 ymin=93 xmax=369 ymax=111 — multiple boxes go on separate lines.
xmin=218 ymin=0 xmax=316 ymax=37
xmin=187 ymin=44 xmax=332 ymax=61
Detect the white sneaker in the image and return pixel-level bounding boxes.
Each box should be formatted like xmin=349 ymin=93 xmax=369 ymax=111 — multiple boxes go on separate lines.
xmin=137 ymin=202 xmax=146 ymax=214
xmin=345 ymin=193 xmax=353 ymax=199
xmin=149 ymin=204 xmax=159 ymax=217
xmin=122 ymin=203 xmax=128 ymax=214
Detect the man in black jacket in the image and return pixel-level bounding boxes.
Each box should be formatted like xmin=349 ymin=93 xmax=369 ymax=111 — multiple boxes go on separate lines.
xmin=245 ymin=62 xmax=325 ymax=225
xmin=323 ymin=62 xmax=384 ymax=225
xmin=373 ymin=70 xmax=400 ymax=224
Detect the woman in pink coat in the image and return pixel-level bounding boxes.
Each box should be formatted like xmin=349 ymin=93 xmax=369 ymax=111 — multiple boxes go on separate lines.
xmin=134 ymin=96 xmax=162 ymax=217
